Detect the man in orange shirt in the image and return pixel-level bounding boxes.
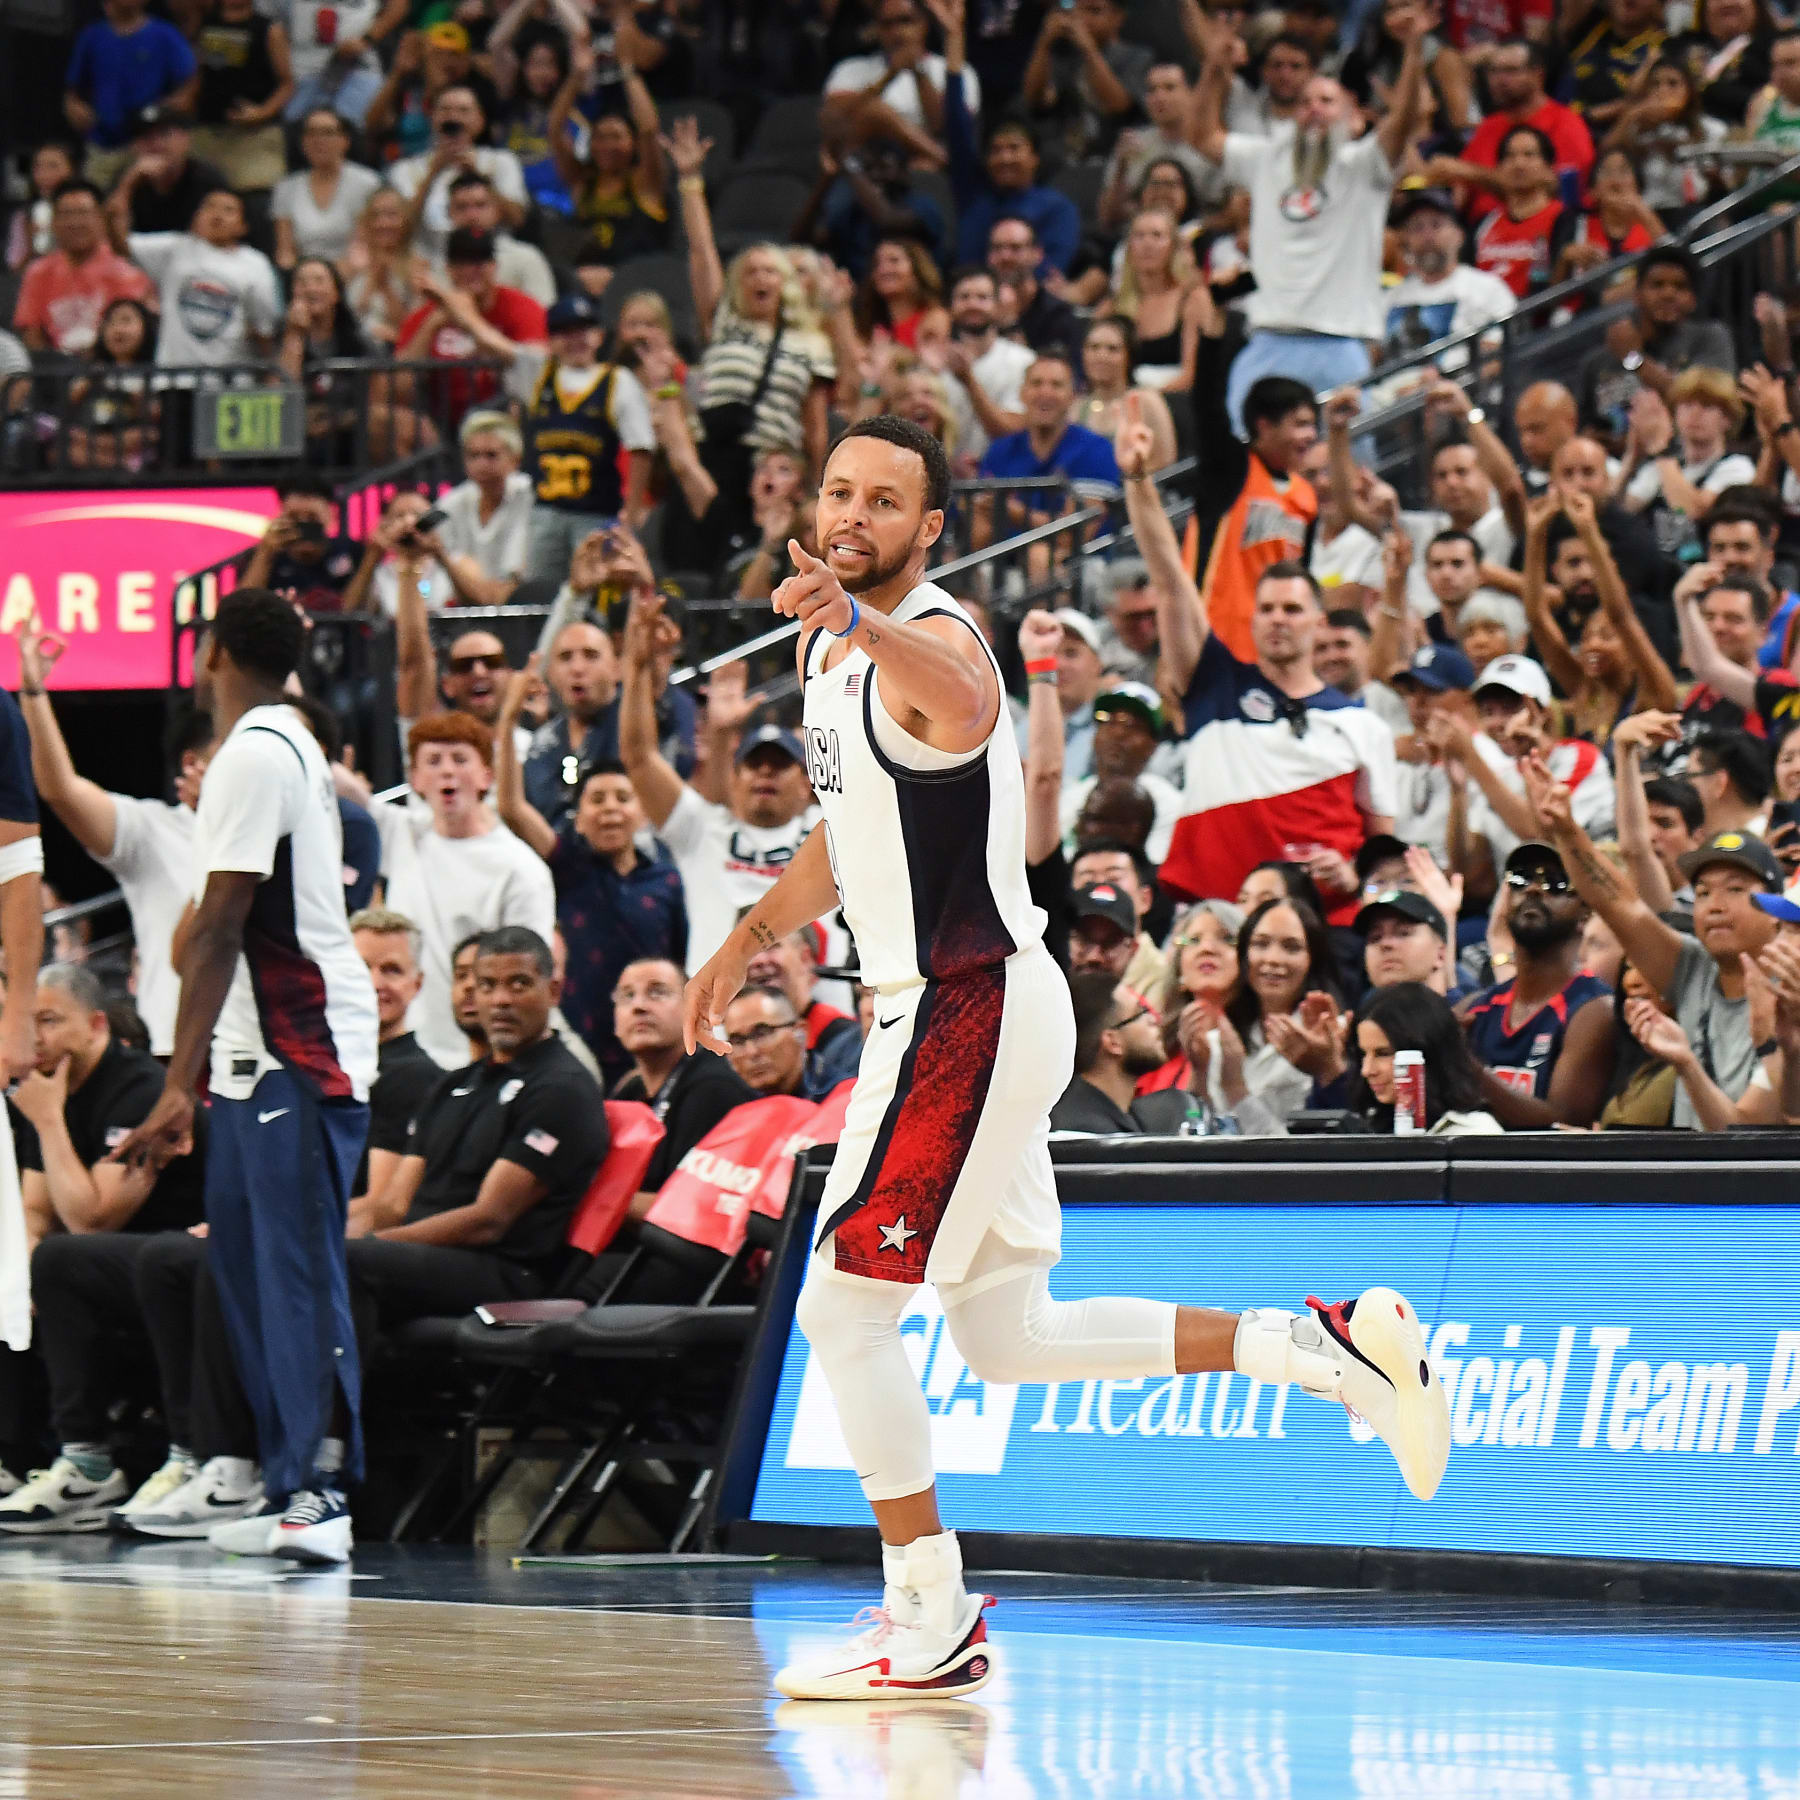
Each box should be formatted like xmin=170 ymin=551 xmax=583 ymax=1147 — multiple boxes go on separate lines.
xmin=1183 ymin=337 xmax=1319 ymax=664
xmin=12 ymin=180 xmax=152 ymax=354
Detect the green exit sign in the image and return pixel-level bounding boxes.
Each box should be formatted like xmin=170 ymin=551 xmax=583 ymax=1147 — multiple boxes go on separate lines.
xmin=194 ymin=386 xmax=305 ymax=459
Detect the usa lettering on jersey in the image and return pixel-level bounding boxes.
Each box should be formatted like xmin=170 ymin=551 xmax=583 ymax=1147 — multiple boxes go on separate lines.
xmin=806 ymin=725 xmax=843 ymax=796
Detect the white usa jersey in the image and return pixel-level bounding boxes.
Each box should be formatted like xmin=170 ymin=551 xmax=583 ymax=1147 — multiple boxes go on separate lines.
xmin=801 ymin=584 xmax=1044 ymax=991
xmin=194 ymin=704 xmax=379 ymax=1103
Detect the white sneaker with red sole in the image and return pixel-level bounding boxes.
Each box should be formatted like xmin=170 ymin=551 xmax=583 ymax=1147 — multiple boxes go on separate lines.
xmin=1236 ymin=1285 xmax=1451 ymax=1501
xmin=773 ymin=1592 xmax=996 ymax=1701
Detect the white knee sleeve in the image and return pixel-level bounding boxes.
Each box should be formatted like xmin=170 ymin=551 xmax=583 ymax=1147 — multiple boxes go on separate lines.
xmin=794 ymin=1257 xmax=937 ymax=1504
xmin=942 ymin=1269 xmax=1177 ymax=1388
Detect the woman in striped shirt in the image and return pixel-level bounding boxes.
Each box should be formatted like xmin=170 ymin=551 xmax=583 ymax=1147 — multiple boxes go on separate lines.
xmin=665 ymin=116 xmax=837 ymax=570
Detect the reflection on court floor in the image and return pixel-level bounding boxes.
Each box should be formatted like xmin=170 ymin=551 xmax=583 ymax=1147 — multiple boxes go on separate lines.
xmin=0 ymin=1543 xmax=1794 ymax=1797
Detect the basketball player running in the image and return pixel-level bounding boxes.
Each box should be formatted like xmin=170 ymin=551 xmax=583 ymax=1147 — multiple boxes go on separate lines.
xmin=683 ymin=417 xmax=1451 ymax=1702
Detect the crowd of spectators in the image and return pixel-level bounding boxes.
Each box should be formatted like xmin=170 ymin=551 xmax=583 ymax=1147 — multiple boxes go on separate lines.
xmin=10 ymin=0 xmax=1800 ymax=1550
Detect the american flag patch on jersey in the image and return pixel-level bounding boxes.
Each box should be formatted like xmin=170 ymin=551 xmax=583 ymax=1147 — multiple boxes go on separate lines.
xmin=524 ymin=1129 xmax=560 ymax=1155
xmin=844 ymin=670 xmax=861 ymax=696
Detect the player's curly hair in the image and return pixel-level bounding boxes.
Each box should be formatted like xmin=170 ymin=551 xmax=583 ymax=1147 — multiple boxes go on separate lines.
xmin=211 ymin=587 xmax=305 ymax=686
xmin=830 ymin=415 xmax=951 ymax=516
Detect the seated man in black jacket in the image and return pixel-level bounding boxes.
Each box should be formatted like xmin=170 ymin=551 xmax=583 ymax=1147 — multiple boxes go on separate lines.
xmin=349 ymin=926 xmax=611 ymax=1338
xmin=610 ymin=957 xmax=755 ymax=1220
xmin=0 ymin=964 xmax=206 ymax=1533
xmin=1050 ymin=971 xmax=1197 ymax=1136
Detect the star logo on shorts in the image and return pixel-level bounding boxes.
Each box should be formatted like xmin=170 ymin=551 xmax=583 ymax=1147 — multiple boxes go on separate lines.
xmin=878 ymin=1217 xmax=917 ymax=1253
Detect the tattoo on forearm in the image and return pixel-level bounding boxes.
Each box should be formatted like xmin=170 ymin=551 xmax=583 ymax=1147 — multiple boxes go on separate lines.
xmin=863 ymin=626 xmax=882 ymax=646
xmin=747 ymin=919 xmax=776 ymax=949
xmin=1570 ymin=843 xmax=1621 ymax=900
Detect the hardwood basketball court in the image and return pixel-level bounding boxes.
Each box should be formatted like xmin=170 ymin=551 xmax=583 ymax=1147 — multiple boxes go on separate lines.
xmin=3 ymin=1541 xmax=1797 ymax=1796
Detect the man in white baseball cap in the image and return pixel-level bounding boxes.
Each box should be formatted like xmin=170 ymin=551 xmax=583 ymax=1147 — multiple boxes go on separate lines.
xmin=1465 ymin=653 xmax=1615 ymax=868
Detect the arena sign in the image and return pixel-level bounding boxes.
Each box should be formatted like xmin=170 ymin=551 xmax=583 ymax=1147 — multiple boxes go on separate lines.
xmin=0 ymin=489 xmax=279 ymax=688
xmin=747 ymin=1199 xmax=1800 ymax=1569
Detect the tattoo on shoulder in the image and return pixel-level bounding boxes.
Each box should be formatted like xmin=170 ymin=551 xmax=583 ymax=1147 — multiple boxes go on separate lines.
xmin=747 ymin=919 xmax=776 ymax=949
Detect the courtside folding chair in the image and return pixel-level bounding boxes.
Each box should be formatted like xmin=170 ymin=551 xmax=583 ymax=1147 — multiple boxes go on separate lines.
xmin=381 ymin=1104 xmax=661 ymax=1541
xmin=521 ymin=1208 xmax=782 ymax=1554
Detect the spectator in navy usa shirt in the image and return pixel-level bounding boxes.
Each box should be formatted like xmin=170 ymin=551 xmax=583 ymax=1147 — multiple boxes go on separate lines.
xmin=496 ymin=680 xmax=686 ymax=1084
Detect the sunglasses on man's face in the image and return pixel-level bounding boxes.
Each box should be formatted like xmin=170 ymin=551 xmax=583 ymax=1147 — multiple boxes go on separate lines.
xmin=1504 ymin=868 xmax=1571 ymax=895
xmin=447 ymin=652 xmax=506 ymax=675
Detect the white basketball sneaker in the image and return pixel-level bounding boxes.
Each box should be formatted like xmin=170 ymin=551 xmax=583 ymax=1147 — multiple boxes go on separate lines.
xmin=1235 ymin=1286 xmax=1451 ymax=1501
xmin=774 ymin=1531 xmax=996 ymax=1701
xmin=110 ymin=1452 xmax=198 ymax=1530
xmin=0 ymin=1457 xmax=130 ymax=1533
xmin=272 ymin=1488 xmax=353 ymax=1566
xmin=123 ymin=1457 xmax=265 ymax=1539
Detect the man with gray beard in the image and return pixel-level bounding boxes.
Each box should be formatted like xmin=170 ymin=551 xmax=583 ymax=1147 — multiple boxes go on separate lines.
xmin=1192 ymin=4 xmax=1431 ymax=433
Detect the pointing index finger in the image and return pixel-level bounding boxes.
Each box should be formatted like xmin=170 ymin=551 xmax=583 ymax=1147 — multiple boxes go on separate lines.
xmin=788 ymin=539 xmax=822 ymax=573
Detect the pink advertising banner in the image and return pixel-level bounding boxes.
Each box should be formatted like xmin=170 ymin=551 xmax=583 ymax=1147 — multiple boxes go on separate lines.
xmin=0 ymin=488 xmax=280 ymax=690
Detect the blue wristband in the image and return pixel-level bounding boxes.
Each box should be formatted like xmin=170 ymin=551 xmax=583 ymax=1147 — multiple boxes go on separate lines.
xmin=828 ymin=598 xmax=861 ymax=638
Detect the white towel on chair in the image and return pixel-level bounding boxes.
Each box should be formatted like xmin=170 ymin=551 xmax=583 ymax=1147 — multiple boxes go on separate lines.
xmin=0 ymin=1102 xmax=28 ymax=1351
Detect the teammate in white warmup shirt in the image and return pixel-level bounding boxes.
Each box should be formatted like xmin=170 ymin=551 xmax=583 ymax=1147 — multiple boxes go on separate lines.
xmin=683 ymin=417 xmax=1453 ymax=1702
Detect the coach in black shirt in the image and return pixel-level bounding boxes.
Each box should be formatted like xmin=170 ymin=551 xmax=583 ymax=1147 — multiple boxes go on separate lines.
xmin=610 ymin=957 xmax=755 ymax=1213
xmin=5 ymin=965 xmax=205 ymax=1503
xmin=345 ymin=927 xmax=610 ymax=1344
xmin=15 ymin=969 xmax=205 ymax=1235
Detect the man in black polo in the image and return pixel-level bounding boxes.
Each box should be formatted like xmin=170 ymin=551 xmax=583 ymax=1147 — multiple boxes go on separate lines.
xmin=611 ymin=956 xmax=755 ymax=1219
xmin=347 ymin=925 xmax=610 ymax=1340
xmin=0 ymin=964 xmax=206 ymax=1533
xmin=347 ymin=907 xmax=447 ymax=1225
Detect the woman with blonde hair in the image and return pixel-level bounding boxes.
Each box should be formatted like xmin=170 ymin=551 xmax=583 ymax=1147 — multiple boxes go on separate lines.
xmin=666 ymin=116 xmax=837 ymax=564
xmin=341 ymin=186 xmax=426 ymax=349
xmin=1138 ymin=900 xmax=1243 ymax=1093
xmin=614 ymin=289 xmax=684 ymax=374
xmin=1102 ymin=207 xmax=1207 ymax=392
xmin=853 ymin=234 xmax=944 ymax=350
xmin=1132 ymin=899 xmax=1297 ymax=1134
xmin=1619 ymin=364 xmax=1755 ymax=559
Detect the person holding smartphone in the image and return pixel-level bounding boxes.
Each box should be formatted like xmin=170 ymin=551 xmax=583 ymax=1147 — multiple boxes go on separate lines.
xmin=239 ymin=469 xmax=361 ymax=610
